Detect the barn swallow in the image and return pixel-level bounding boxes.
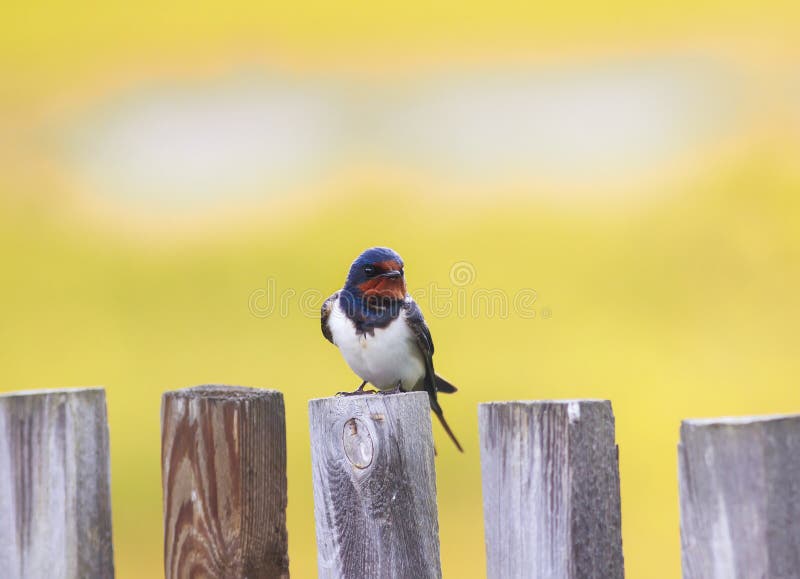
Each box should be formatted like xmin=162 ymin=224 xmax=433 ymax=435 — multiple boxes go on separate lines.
xmin=321 ymin=247 xmax=463 ymax=452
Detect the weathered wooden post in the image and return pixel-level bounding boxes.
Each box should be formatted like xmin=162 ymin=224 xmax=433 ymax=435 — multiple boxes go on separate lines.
xmin=0 ymin=387 xmax=114 ymax=579
xmin=679 ymin=414 xmax=800 ymax=579
xmin=161 ymin=385 xmax=289 ymax=578
xmin=309 ymin=391 xmax=441 ymax=579
xmin=479 ymin=400 xmax=624 ymax=579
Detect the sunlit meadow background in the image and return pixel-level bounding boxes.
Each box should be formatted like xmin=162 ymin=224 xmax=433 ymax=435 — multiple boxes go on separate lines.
xmin=2 ymin=2 xmax=800 ymax=577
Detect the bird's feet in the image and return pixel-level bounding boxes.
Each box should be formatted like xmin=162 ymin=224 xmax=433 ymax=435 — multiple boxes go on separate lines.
xmin=336 ymin=381 xmax=376 ymax=397
xmin=377 ymin=381 xmax=404 ymax=395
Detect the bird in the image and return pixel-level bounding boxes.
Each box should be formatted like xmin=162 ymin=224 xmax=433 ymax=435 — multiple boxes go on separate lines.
xmin=321 ymin=246 xmax=463 ymax=452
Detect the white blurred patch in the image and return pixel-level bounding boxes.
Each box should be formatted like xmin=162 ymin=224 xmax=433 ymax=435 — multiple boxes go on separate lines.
xmin=64 ymin=77 xmax=343 ymax=211
xmin=61 ymin=59 xmax=740 ymax=211
xmin=384 ymin=60 xmax=739 ymax=192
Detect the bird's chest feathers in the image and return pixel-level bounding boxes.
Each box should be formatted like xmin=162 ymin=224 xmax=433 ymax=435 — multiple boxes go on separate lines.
xmin=329 ymin=302 xmax=424 ymax=389
xmin=330 ymin=306 xmax=410 ymax=356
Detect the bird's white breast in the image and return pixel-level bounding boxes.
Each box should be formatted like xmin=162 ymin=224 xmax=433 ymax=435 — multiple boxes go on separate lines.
xmin=328 ymin=299 xmax=426 ymax=390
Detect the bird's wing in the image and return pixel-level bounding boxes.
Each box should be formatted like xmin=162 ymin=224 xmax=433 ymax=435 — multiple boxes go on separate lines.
xmin=401 ymin=301 xmax=457 ymax=392
xmin=402 ymin=298 xmax=436 ymax=385
xmin=403 ymin=298 xmax=463 ymax=452
xmin=320 ymin=291 xmax=339 ymax=344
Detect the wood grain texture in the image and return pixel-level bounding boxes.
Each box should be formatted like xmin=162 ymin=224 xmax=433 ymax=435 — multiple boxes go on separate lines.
xmin=479 ymin=400 xmax=624 ymax=579
xmin=0 ymin=387 xmax=114 ymax=579
xmin=161 ymin=385 xmax=288 ymax=579
xmin=679 ymin=414 xmax=800 ymax=579
xmin=309 ymin=391 xmax=441 ymax=579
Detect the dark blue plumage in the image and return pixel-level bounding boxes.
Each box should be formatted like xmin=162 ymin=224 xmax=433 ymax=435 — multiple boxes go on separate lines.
xmin=343 ymin=246 xmax=404 ymax=291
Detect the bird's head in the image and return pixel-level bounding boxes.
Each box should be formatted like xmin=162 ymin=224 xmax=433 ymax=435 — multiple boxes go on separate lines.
xmin=344 ymin=247 xmax=406 ymax=302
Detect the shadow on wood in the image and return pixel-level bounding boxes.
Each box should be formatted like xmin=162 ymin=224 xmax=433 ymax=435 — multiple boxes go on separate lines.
xmin=161 ymin=385 xmax=288 ymax=579
xmin=309 ymin=391 xmax=441 ymax=579
xmin=479 ymin=400 xmax=624 ymax=579
xmin=679 ymin=414 xmax=800 ymax=579
xmin=0 ymin=387 xmax=114 ymax=579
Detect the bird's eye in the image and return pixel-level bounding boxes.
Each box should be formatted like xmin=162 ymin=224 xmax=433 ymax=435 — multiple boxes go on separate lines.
xmin=363 ymin=265 xmax=376 ymax=276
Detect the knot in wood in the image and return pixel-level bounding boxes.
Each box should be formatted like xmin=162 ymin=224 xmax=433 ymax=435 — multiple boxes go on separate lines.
xmin=342 ymin=417 xmax=373 ymax=469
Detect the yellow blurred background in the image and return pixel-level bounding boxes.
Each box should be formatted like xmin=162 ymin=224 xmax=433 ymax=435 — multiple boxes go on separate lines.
xmin=2 ymin=1 xmax=800 ymax=577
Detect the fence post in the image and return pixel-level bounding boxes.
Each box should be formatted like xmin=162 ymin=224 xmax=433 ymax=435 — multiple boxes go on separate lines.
xmin=309 ymin=391 xmax=441 ymax=579
xmin=161 ymin=385 xmax=289 ymax=578
xmin=478 ymin=400 xmax=624 ymax=579
xmin=679 ymin=414 xmax=800 ymax=578
xmin=0 ymin=387 xmax=114 ymax=579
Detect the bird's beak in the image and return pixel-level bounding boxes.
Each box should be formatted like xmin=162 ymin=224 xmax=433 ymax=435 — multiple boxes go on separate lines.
xmin=381 ymin=270 xmax=403 ymax=279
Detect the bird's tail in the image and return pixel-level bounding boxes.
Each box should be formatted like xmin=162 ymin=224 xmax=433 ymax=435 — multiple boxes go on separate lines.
xmin=434 ymin=373 xmax=458 ymax=394
xmin=429 ymin=397 xmax=463 ymax=452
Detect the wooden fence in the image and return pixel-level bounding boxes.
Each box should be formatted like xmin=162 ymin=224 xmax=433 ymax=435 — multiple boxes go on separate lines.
xmin=0 ymin=385 xmax=798 ymax=578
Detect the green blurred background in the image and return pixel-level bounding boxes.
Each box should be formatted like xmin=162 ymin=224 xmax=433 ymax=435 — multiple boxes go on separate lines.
xmin=2 ymin=2 xmax=800 ymax=577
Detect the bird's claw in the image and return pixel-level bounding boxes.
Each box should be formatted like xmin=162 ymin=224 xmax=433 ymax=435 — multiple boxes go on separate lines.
xmin=378 ymin=383 xmax=403 ymax=395
xmin=336 ymin=381 xmax=375 ymax=397
xmin=335 ymin=389 xmax=376 ymax=397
